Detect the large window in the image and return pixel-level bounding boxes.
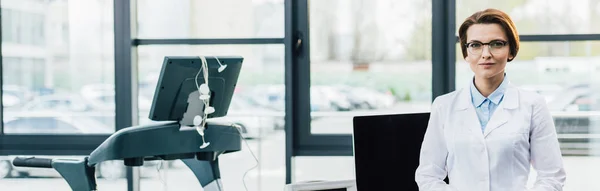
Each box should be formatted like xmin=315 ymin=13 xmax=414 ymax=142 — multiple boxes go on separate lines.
xmin=134 ymin=43 xmax=285 ymax=191
xmin=308 ymin=0 xmax=432 ymax=134
xmin=1 ymin=8 xmax=45 ymax=46
xmin=134 ymin=0 xmax=285 ymax=189
xmin=0 ymin=0 xmax=118 ymax=188
xmin=2 ymin=0 xmax=116 ymax=134
xmin=286 ymin=0 xmax=433 ymax=184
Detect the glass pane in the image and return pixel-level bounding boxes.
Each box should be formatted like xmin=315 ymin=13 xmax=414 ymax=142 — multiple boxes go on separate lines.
xmin=456 ymin=41 xmax=600 ymax=191
xmin=309 ymin=0 xmax=432 ymax=134
xmin=136 ymin=0 xmax=284 ymax=39
xmin=137 ymin=45 xmax=285 ymax=191
xmin=456 ymin=0 xmax=600 ymax=35
xmin=0 ymin=155 xmax=126 ymax=190
xmin=1 ymin=0 xmax=116 ymax=135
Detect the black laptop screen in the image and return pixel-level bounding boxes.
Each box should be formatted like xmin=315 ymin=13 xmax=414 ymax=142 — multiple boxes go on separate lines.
xmin=352 ymin=113 xmax=430 ymax=191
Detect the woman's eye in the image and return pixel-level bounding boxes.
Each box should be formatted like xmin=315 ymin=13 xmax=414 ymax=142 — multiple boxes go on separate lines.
xmin=490 ymin=42 xmax=504 ymax=48
xmin=470 ymin=43 xmax=482 ymax=48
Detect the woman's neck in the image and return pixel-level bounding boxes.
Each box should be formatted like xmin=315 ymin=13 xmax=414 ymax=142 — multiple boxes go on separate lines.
xmin=474 ymin=74 xmax=504 ymax=97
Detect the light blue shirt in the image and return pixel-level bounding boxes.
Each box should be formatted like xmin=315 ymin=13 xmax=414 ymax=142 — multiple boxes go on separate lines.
xmin=470 ymin=75 xmax=509 ymax=132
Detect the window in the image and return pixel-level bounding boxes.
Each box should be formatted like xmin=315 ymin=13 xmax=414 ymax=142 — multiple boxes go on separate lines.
xmin=2 ymin=58 xmax=46 ymax=92
xmin=0 ymin=0 xmax=118 ymax=188
xmin=136 ymin=0 xmax=284 ymax=38
xmin=0 ymin=8 xmax=45 ymax=45
xmin=309 ymin=0 xmax=432 ymax=135
xmin=289 ymin=0 xmax=433 ymax=183
xmin=456 ymin=0 xmax=600 ymax=35
xmin=1 ymin=0 xmax=116 ymax=134
xmin=136 ymin=45 xmax=285 ymax=191
xmin=1 ymin=9 xmax=13 ymax=43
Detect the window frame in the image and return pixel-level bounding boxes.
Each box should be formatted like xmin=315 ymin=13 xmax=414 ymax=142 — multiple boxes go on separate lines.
xmin=288 ymin=0 xmax=456 ymax=158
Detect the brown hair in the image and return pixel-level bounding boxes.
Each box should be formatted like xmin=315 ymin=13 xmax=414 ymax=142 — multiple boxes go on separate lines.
xmin=458 ymin=8 xmax=520 ymax=62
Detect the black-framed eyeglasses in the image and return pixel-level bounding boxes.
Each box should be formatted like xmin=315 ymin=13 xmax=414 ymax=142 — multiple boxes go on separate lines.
xmin=465 ymin=40 xmax=508 ymax=55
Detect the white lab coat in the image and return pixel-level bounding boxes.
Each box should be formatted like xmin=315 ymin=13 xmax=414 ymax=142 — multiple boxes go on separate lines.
xmin=415 ymin=83 xmax=566 ymax=191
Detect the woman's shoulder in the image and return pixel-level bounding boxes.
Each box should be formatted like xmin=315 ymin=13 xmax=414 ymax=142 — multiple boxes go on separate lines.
xmin=511 ymin=85 xmax=547 ymax=106
xmin=433 ymin=89 xmax=462 ymax=103
xmin=431 ymin=88 xmax=467 ymax=109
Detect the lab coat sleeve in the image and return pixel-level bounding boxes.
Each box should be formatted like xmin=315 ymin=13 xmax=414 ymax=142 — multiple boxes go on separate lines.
xmin=528 ymin=97 xmax=566 ymax=191
xmin=415 ymin=98 xmax=457 ymax=191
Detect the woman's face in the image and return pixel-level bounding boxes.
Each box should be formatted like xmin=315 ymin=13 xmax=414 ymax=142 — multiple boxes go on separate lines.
xmin=464 ymin=23 xmax=512 ymax=79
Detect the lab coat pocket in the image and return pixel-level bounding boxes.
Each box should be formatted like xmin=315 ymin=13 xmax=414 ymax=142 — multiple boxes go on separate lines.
xmin=490 ymin=117 xmax=530 ymax=153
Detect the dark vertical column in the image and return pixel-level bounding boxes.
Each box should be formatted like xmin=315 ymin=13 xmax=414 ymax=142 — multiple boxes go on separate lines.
xmin=432 ymin=0 xmax=456 ymax=99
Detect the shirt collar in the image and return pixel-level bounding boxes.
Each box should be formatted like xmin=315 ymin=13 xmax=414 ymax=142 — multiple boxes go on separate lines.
xmin=470 ymin=74 xmax=509 ymax=107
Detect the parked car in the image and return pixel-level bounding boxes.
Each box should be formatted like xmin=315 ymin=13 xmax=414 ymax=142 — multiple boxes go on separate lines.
xmin=2 ymin=116 xmax=112 ymax=135
xmin=334 ymin=85 xmax=396 ymax=110
xmin=19 ymin=93 xmax=118 ymax=128
xmin=2 ymin=85 xmax=35 ymax=109
xmin=208 ymin=98 xmax=278 ymax=139
xmin=312 ymin=86 xmax=352 ymax=111
xmin=80 ymin=84 xmax=153 ymax=111
xmin=233 ymin=93 xmax=285 ymax=130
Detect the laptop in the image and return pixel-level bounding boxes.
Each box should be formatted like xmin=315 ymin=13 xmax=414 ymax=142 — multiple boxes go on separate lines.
xmin=352 ymin=112 xmax=431 ymax=191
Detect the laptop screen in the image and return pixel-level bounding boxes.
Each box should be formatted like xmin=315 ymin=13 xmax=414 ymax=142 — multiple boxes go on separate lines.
xmin=352 ymin=113 xmax=430 ymax=191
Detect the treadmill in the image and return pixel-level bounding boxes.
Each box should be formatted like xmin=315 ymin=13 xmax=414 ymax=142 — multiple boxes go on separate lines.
xmin=12 ymin=56 xmax=244 ymax=191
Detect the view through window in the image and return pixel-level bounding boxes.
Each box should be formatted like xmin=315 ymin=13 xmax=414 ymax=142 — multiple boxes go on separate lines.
xmin=0 ymin=0 xmax=122 ymax=190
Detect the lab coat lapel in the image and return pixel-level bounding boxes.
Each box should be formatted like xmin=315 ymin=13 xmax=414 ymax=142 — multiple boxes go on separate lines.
xmin=464 ymin=106 xmax=484 ymax=136
xmin=483 ymin=84 xmax=519 ymax=138
xmin=454 ymin=88 xmax=485 ymax=136
xmin=483 ymin=105 xmax=509 ymax=137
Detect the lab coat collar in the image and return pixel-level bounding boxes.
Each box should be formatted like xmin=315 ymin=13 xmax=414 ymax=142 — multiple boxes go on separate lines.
xmin=470 ymin=75 xmax=509 ymax=107
xmin=455 ymin=80 xmax=518 ymax=111
xmin=454 ymin=80 xmax=519 ymax=137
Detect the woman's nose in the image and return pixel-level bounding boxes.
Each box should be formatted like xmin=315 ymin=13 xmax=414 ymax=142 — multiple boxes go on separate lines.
xmin=481 ymin=46 xmax=492 ymax=58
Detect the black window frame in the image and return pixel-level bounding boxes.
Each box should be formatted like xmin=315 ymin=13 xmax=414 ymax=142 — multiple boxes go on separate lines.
xmin=287 ymin=0 xmax=456 ymax=158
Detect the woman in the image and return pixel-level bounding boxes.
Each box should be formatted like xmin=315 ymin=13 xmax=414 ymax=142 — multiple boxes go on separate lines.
xmin=415 ymin=9 xmax=566 ymax=191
